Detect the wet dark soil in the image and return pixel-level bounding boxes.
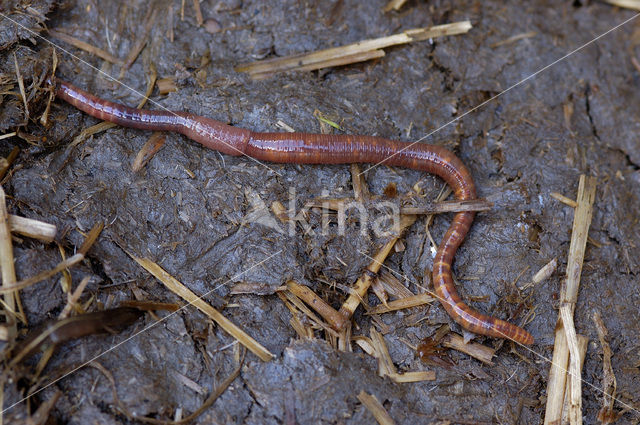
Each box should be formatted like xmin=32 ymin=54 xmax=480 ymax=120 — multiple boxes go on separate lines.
xmin=1 ymin=0 xmax=640 ymax=423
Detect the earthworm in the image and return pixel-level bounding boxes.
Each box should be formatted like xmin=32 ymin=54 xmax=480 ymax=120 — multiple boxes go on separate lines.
xmin=50 ymin=77 xmax=534 ymax=345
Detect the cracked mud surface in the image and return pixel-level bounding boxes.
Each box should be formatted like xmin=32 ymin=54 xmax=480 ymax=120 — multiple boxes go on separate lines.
xmin=2 ymin=0 xmax=640 ymax=423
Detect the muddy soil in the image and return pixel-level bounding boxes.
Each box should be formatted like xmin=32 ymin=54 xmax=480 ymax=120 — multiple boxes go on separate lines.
xmin=1 ymin=0 xmax=640 ymax=424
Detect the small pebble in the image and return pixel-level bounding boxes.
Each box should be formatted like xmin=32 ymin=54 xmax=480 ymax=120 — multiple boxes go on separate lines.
xmin=204 ymin=18 xmax=222 ymax=34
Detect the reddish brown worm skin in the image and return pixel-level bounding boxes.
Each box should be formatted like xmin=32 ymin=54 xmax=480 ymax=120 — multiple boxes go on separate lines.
xmin=51 ymin=78 xmax=534 ymax=345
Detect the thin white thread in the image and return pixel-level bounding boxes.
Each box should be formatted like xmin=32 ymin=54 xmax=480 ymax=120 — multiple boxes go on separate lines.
xmin=356 ymin=249 xmax=639 ymax=416
xmin=0 ymin=11 xmax=283 ymax=176
xmin=2 ymin=249 xmax=282 ymax=413
xmin=358 ymin=12 xmax=640 ymax=176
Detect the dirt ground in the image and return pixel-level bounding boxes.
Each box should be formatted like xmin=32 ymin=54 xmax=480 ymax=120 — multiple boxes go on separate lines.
xmin=1 ymin=0 xmax=640 ymax=424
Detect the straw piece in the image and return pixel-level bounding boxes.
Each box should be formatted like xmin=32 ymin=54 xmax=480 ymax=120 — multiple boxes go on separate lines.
xmin=603 ymin=0 xmax=640 ymax=10
xmin=440 ymin=333 xmax=495 ymax=365
xmin=0 ymin=187 xmax=18 ymax=338
xmin=518 ymin=257 xmax=557 ymax=290
xmin=490 ymin=31 xmax=537 ymax=48
xmin=78 ymin=221 xmax=103 ymax=255
xmin=286 ymin=280 xmax=343 ymax=329
xmin=279 ymin=290 xmax=340 ymax=338
xmin=0 ymin=253 xmax=84 ymax=294
xmin=383 ymin=0 xmax=408 ymax=12
xmin=400 ymin=198 xmax=492 ymax=215
xmin=357 ymin=391 xmax=395 ymax=425
xmin=563 ymin=176 xmax=596 ymax=304
xmin=593 ymin=311 xmax=620 ymax=424
xmin=236 ymin=22 xmax=472 ymax=77
xmin=388 ymin=370 xmax=435 ymax=383
xmin=129 ymin=255 xmax=274 ymax=361
xmin=132 ymin=133 xmax=166 ymax=172
xmin=366 ymin=292 xmax=435 ymax=314
xmin=543 ymin=175 xmax=596 ymax=425
xmin=561 ymin=335 xmax=589 ymax=424
xmin=59 ymin=276 xmax=91 ymax=319
xmin=14 ymin=53 xmax=29 ymax=119
xmin=370 ymin=327 xmax=396 ymax=377
xmin=48 ymin=29 xmax=124 ymax=65
xmin=551 ymin=192 xmax=578 ymax=208
xmin=306 ymin=197 xmax=491 ymax=215
xmin=335 ymin=214 xmax=416 ymax=329
xmin=350 ymin=164 xmax=371 ymax=203
xmin=8 ymin=214 xmax=57 ymax=242
xmin=119 ymin=8 xmax=158 ymax=77
xmin=377 ymin=270 xmax=414 ymax=299
xmin=250 ymin=50 xmax=385 ymax=80
xmin=544 ymin=324 xmax=570 ymax=425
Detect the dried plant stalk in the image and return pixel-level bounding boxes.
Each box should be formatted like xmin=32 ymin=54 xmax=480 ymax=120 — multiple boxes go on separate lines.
xmin=8 ymin=215 xmax=57 ymax=242
xmin=236 ymin=22 xmax=472 ymax=78
xmin=544 ymin=175 xmax=597 ymax=425
xmin=130 ymin=255 xmax=274 ymax=361
xmin=357 ymin=391 xmax=395 ymax=425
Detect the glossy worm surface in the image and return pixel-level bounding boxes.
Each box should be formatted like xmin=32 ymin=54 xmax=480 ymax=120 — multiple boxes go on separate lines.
xmin=52 ymin=78 xmax=533 ymax=345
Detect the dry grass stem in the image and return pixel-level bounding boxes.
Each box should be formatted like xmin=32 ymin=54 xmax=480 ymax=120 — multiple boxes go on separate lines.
xmin=279 ymin=289 xmax=340 ymax=339
xmin=593 ymin=311 xmax=620 ymax=423
xmin=366 ymin=292 xmax=435 ymax=314
xmin=490 ymin=31 xmax=537 ymax=48
xmin=518 ymin=257 xmax=558 ymax=290
xmin=306 ymin=197 xmax=491 ymax=215
xmin=400 ymin=198 xmax=492 ymax=215
xmin=353 ymin=335 xmax=376 ymax=356
xmin=378 ymin=270 xmax=414 ymax=299
xmin=236 ymin=22 xmax=472 ymax=78
xmin=48 ymin=29 xmax=125 ymax=65
xmin=78 ymin=222 xmax=104 ymax=255
xmin=285 ymin=280 xmax=343 ymax=329
xmin=132 ymin=133 xmax=166 ymax=172
xmin=14 ymin=53 xmax=28 ymax=119
xmin=389 ymin=370 xmax=436 ymax=384
xmin=119 ymin=8 xmax=158 ymax=77
xmin=8 ymin=214 xmax=57 ymax=242
xmin=335 ymin=214 xmax=416 ymax=329
xmin=0 ymin=187 xmax=19 ymax=337
xmin=370 ymin=326 xmax=396 ymax=377
xmin=544 ymin=325 xmax=570 ymax=425
xmin=157 ymin=77 xmax=178 ymax=95
xmin=543 ymin=175 xmax=596 ymax=425
xmin=58 ymin=276 xmax=91 ymax=319
xmin=551 ymin=191 xmax=578 ymax=208
xmin=388 ymin=371 xmax=435 ymax=382
xmin=0 ymin=145 xmax=19 ymax=182
xmin=383 ymin=0 xmax=408 ymax=12
xmin=604 ymin=0 xmax=640 ymax=10
xmin=441 ymin=333 xmax=495 ymax=365
xmin=0 ymin=253 xmax=84 ymax=294
xmin=192 ymin=0 xmax=203 ymax=26
xmin=357 ymin=391 xmax=396 ymax=425
xmin=129 ymin=255 xmax=274 ymax=361
xmin=350 ymin=164 xmax=370 ymax=202
xmin=561 ymin=335 xmax=589 ymax=424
